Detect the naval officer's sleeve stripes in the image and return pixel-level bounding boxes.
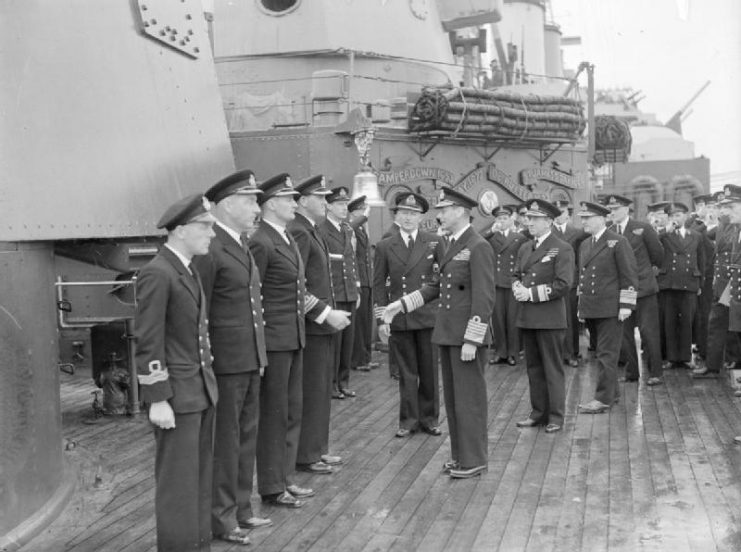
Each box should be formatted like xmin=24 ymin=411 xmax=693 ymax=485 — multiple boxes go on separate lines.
xmin=619 ymin=287 xmax=637 ymax=306
xmin=400 ymin=290 xmax=424 ymax=314
xmin=138 ymin=360 xmax=169 ymax=385
xmin=464 ymin=316 xmax=488 ymax=344
xmin=305 ymin=293 xmax=319 ymax=312
xmin=374 ymin=305 xmax=386 ymax=321
xmin=533 ymin=284 xmax=552 ymax=303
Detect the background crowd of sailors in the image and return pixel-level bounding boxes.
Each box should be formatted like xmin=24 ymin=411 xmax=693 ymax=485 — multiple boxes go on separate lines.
xmin=134 ymin=169 xmax=741 ymax=551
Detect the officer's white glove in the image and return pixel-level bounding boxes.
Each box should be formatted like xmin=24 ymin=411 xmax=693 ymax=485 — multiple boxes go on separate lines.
xmin=149 ymin=401 xmax=176 ymax=429
xmin=378 ymin=323 xmax=391 ymax=344
xmin=326 ymin=309 xmax=351 ymax=330
xmin=383 ymin=301 xmax=403 ymax=323
xmin=461 ymin=342 xmax=477 ymax=361
xmin=618 ymin=308 xmax=631 ymax=322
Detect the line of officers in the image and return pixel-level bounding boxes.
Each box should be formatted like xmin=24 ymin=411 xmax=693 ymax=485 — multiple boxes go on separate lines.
xmin=133 ymin=166 xmax=741 ymax=551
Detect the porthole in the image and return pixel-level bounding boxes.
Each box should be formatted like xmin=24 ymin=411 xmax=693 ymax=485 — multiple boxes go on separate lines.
xmin=257 ymin=0 xmax=300 ymax=16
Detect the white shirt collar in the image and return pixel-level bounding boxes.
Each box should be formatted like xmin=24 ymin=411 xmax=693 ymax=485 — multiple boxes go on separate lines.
xmin=263 ymin=219 xmax=290 ymax=243
xmin=534 ymin=230 xmax=551 ymax=247
xmin=450 ymin=224 xmax=470 ymax=242
xmin=164 ymin=243 xmax=192 ymax=273
xmin=327 ymin=216 xmax=343 ymax=232
xmin=401 ymin=229 xmax=418 ymax=242
xmin=216 ymin=220 xmax=242 ymax=245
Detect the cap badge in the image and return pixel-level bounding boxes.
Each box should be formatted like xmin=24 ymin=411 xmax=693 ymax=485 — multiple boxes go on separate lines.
xmin=339 ymin=188 xmax=347 ymax=198
xmin=248 ymin=174 xmax=256 ymax=186
xmin=725 ymin=187 xmax=731 ymax=196
xmin=285 ymin=177 xmax=293 ymax=188
xmin=530 ymin=202 xmax=540 ymax=212
xmin=438 ymin=190 xmax=446 ymax=201
xmin=202 ymin=197 xmax=211 ymax=211
xmin=406 ymin=195 xmax=416 ymax=206
xmin=319 ymin=177 xmax=325 ymax=186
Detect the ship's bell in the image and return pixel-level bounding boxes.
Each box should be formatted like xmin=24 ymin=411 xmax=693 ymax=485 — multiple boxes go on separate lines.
xmin=351 ymin=170 xmax=385 ymax=207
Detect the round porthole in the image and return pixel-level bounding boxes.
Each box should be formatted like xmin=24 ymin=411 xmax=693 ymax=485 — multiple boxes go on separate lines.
xmin=257 ymin=0 xmax=300 ymax=16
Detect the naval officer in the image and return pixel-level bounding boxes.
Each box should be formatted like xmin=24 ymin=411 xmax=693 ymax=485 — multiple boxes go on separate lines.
xmin=289 ymin=175 xmax=351 ymax=474
xmin=374 ymin=192 xmax=442 ymax=438
xmin=513 ymin=199 xmax=574 ymax=434
xmin=575 ymin=201 xmax=638 ymax=414
xmin=193 ymin=170 xmax=273 ymax=545
xmin=384 ymin=187 xmax=496 ymax=478
xmin=135 ymin=193 xmax=218 ymax=552
xmin=249 ymin=173 xmax=325 ymax=508
xmin=482 ymin=204 xmax=528 ymax=365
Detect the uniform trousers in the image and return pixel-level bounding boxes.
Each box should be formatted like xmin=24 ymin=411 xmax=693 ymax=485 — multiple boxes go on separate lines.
xmin=297 ymin=334 xmax=334 ymax=464
xmin=212 ymin=371 xmax=260 ymax=535
xmin=660 ymin=289 xmax=696 ymax=363
xmin=333 ymin=301 xmax=356 ymax=391
xmin=658 ymin=289 xmax=667 ymax=359
xmin=439 ymin=345 xmax=488 ymax=468
xmin=352 ymin=286 xmax=373 ymax=368
xmin=154 ymin=407 xmax=214 ymax=552
xmin=565 ymin=288 xmax=580 ymax=359
xmin=521 ymin=328 xmax=566 ymax=426
xmin=389 ymin=328 xmax=439 ymax=431
xmin=692 ymin=279 xmax=713 ymax=359
xmin=492 ymin=287 xmax=519 ymax=359
xmin=589 ymin=317 xmax=623 ymax=406
xmin=621 ymin=293 xmax=662 ymax=379
xmin=257 ymin=349 xmax=303 ymax=496
xmin=706 ymin=302 xmax=741 ymax=372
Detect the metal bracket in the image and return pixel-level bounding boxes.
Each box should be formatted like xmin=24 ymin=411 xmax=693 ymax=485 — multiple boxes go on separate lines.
xmin=407 ymin=139 xmax=440 ymax=161
xmin=540 ymin=143 xmax=564 ymax=164
xmin=135 ymin=0 xmax=201 ymax=59
xmin=472 ymin=146 xmax=502 ymax=163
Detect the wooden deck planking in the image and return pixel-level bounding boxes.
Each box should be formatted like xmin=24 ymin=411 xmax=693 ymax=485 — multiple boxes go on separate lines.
xmin=23 ymin=348 xmax=741 ymax=552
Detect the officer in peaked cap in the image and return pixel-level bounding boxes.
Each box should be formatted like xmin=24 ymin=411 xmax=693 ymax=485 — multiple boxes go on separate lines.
xmin=576 ymin=200 xmax=638 ymax=413
xmin=512 ymin=198 xmax=574 ymax=433
xmin=603 ymin=192 xmax=664 ymax=386
xmin=257 ymin=172 xmax=300 ymax=205
xmin=515 ymin=202 xmax=533 ymax=239
xmin=551 ymin=198 xmax=589 ymax=365
xmin=646 ymin=201 xmax=670 ymax=232
xmin=319 ymin=186 xmax=361 ymax=399
xmin=249 ymin=171 xmax=320 ymax=508
xmin=135 ymin=193 xmax=218 ymax=550
xmin=374 ymin=188 xmax=442 ymax=438
xmin=656 ymin=198 xmax=705 ymax=371
xmin=193 ymin=170 xmax=273 ymax=543
xmin=392 ymin=191 xmax=429 ymax=213
xmin=382 ymin=185 xmax=496 ymax=478
xmin=347 ymin=195 xmax=378 ymax=373
xmin=289 ymin=175 xmax=351 ymax=475
xmin=692 ymin=184 xmax=741 ymax=377
xmin=481 ymin=201 xmax=528 ymax=366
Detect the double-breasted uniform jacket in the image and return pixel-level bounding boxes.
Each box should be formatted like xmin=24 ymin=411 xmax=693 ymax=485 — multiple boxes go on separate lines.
xmin=401 ymin=226 xmax=496 ymax=346
xmin=615 ymin=219 xmax=664 ymax=297
xmin=135 ymin=246 xmax=218 ymax=412
xmin=289 ymin=213 xmax=336 ymax=336
xmin=351 ymin=216 xmax=373 ymax=288
xmin=482 ymin=228 xmax=529 ymax=289
xmin=711 ymin=222 xmax=739 ymax=299
xmin=577 ymin=229 xmax=639 ymax=319
xmin=373 ymin=230 xmax=441 ymax=331
xmin=513 ymin=232 xmax=574 ymax=329
xmin=656 ymin=227 xmax=706 ymax=293
xmin=319 ymin=218 xmax=359 ymax=303
xmin=193 ymin=224 xmax=267 ymax=373
xmin=726 ymin=227 xmax=741 ymax=331
xmin=552 ymin=223 xmax=589 ymax=289
xmin=249 ymin=220 xmax=326 ymax=351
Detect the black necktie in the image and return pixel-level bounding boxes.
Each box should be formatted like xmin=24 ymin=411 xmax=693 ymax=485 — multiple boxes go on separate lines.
xmin=592 ymin=237 xmax=597 ymax=246
xmin=407 ymin=235 xmax=415 ymax=250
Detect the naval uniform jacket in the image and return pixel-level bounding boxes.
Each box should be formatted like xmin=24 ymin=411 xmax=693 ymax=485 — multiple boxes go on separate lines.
xmin=484 ymin=228 xmax=529 ymax=289
xmin=351 ymin=216 xmax=373 ymax=288
xmin=577 ymin=229 xmax=638 ymax=319
xmin=712 ymin=222 xmax=739 ymax=299
xmin=373 ymin=230 xmax=441 ymax=331
xmin=726 ymin=231 xmax=741 ymax=331
xmin=552 ymin=223 xmax=589 ymax=289
xmin=656 ymin=228 xmax=705 ymax=293
xmin=249 ymin=220 xmax=325 ymax=351
xmin=135 ymin=246 xmax=218 ymax=412
xmin=513 ymin=233 xmax=574 ymax=329
xmin=401 ymin=226 xmax=496 ymax=346
xmin=192 ymin=224 xmax=267 ymax=374
xmin=319 ymin=218 xmax=359 ymax=303
xmin=614 ymin=219 xmax=663 ymax=297
xmin=288 ymin=213 xmax=335 ymax=336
